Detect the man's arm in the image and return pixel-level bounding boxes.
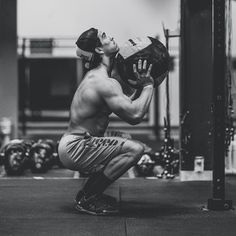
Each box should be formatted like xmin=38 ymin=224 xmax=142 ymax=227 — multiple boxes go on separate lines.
xmin=128 ymin=87 xmax=143 ymax=101
xmin=111 ymin=68 xmax=142 ymax=101
xmin=100 ymin=79 xmax=154 ymax=125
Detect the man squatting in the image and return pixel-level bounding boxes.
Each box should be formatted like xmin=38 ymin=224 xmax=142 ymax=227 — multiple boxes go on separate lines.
xmin=58 ymin=28 xmax=169 ymax=216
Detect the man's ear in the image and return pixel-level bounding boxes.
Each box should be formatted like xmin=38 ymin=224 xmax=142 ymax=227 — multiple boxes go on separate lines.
xmin=95 ymin=47 xmax=104 ymax=55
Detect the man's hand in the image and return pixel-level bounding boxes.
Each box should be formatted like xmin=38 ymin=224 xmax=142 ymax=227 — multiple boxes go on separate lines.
xmin=128 ymin=59 xmax=154 ymax=88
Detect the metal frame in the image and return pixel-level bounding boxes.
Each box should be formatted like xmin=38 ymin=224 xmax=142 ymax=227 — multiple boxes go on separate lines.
xmin=207 ymin=0 xmax=233 ymax=210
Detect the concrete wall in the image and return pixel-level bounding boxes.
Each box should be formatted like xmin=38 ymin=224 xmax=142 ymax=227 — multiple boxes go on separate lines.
xmin=17 ymin=0 xmax=180 ymax=43
xmin=232 ymin=1 xmax=236 ymax=57
xmin=17 ymin=0 xmax=181 ymax=127
xmin=0 ymin=0 xmax=18 ymax=138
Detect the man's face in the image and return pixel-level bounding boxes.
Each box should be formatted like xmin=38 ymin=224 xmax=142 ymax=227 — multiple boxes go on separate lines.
xmin=97 ymin=31 xmax=119 ymax=56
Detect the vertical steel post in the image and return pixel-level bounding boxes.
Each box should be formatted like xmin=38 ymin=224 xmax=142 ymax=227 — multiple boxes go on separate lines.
xmin=207 ymin=0 xmax=233 ymax=210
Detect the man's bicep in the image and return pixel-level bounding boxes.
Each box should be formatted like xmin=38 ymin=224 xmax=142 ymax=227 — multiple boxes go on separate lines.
xmin=99 ymin=79 xmax=140 ymax=124
xmin=104 ymin=89 xmax=132 ymax=114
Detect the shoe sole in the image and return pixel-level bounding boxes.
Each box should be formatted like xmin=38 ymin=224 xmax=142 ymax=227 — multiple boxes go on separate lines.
xmin=74 ymin=195 xmax=117 ymax=205
xmin=74 ymin=204 xmax=119 ymax=216
xmin=74 ymin=198 xmax=118 ymax=206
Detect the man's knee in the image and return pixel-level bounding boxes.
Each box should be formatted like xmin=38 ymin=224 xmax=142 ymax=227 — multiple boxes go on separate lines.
xmin=121 ymin=140 xmax=144 ymax=161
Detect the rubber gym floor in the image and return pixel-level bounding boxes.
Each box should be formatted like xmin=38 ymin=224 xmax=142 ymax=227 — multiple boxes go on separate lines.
xmin=1 ymin=134 xmax=236 ymax=236
xmin=0 ymin=169 xmax=236 ymax=236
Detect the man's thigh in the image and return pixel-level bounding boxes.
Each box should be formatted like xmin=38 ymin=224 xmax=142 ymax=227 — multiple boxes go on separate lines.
xmin=80 ymin=136 xmax=128 ymax=173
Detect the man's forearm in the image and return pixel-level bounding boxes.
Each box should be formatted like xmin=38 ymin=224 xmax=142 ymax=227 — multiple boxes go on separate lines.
xmin=131 ymin=85 xmax=154 ymax=119
xmin=129 ymin=87 xmax=143 ymax=101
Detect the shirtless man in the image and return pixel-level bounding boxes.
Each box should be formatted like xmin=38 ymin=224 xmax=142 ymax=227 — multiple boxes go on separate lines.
xmin=58 ymin=28 xmax=157 ymax=216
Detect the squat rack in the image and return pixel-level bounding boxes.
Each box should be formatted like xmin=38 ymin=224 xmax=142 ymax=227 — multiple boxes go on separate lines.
xmin=207 ymin=0 xmax=233 ymax=210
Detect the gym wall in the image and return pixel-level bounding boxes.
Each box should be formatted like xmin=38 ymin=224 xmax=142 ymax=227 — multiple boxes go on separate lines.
xmin=0 ymin=0 xmax=18 ymax=138
xmin=17 ymin=0 xmax=181 ymax=128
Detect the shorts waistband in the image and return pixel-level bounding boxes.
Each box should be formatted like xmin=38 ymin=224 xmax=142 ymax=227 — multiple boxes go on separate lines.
xmin=65 ymin=131 xmax=91 ymax=138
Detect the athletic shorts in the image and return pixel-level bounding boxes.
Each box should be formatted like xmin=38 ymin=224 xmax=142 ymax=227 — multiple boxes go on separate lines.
xmin=58 ymin=132 xmax=127 ymax=174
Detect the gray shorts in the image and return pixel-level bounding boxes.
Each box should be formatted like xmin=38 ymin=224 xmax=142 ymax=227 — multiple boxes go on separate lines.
xmin=58 ymin=132 xmax=126 ymax=174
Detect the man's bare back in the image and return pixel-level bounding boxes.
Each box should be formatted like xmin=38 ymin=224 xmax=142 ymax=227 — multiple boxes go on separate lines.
xmin=68 ymin=67 xmax=114 ymax=136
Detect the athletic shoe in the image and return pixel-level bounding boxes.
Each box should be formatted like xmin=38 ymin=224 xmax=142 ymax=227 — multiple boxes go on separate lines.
xmin=75 ymin=190 xmax=117 ymax=206
xmin=98 ymin=193 xmax=118 ymax=206
xmin=74 ymin=193 xmax=119 ymax=216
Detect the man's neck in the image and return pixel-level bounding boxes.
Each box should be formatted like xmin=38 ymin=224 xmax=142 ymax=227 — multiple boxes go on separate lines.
xmin=101 ymin=56 xmax=114 ymax=76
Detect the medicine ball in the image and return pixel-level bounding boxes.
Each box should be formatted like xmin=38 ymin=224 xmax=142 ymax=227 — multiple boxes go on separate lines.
xmin=116 ymin=36 xmax=170 ymax=89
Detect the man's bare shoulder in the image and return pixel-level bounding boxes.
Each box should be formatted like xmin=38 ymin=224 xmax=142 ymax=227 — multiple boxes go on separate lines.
xmin=97 ymin=77 xmax=122 ymax=94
